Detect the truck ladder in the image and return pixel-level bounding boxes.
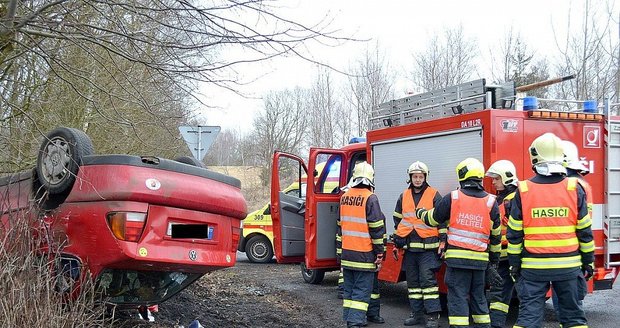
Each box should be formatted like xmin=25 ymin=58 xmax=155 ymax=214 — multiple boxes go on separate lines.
xmin=605 ymin=115 xmax=620 ymax=268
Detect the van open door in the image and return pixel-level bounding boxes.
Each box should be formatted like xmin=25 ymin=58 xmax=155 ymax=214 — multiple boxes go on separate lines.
xmin=304 ymin=148 xmax=348 ymax=271
xmin=271 ymin=152 xmax=307 ymax=263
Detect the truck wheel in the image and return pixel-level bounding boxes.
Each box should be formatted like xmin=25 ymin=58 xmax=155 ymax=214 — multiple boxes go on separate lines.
xmin=36 ymin=127 xmax=94 ymax=195
xmin=245 ymin=235 xmax=273 ymax=263
xmin=300 ymin=262 xmax=325 ymax=284
xmin=174 ymin=156 xmax=206 ymax=168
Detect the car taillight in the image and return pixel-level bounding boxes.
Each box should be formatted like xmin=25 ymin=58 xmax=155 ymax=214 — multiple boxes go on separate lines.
xmin=106 ymin=212 xmax=147 ymax=242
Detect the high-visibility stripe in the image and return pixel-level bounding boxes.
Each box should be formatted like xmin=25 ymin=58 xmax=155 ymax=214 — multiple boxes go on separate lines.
xmin=507 ymin=242 xmax=522 ymax=254
xmin=472 ymin=314 xmax=490 ymax=323
xmin=399 ymin=220 xmax=414 ymax=228
xmin=524 ymin=226 xmax=576 ymax=234
xmin=450 ymin=227 xmax=489 ymax=240
xmin=340 ymin=259 xmax=376 ymax=270
xmin=342 ymin=216 xmax=367 ymax=224
xmin=449 ymin=316 xmax=469 ymax=326
xmin=519 ymin=181 xmax=529 ymax=192
xmin=409 ymin=294 xmax=423 ymax=299
xmin=489 ymin=244 xmax=501 ymax=252
xmin=438 ymin=228 xmax=447 ymax=234
xmin=408 ymin=288 xmax=422 ymax=293
xmin=427 ymin=208 xmax=438 ymax=226
xmin=393 ymin=211 xmax=403 ymax=219
xmin=508 ymin=216 xmax=522 ymax=230
xmin=423 ymin=294 xmax=439 ymax=299
xmin=368 ymin=220 xmax=384 ymax=228
xmin=343 ymin=299 xmax=369 ymax=311
xmin=336 ymin=235 xmax=342 ymax=241
xmin=449 ymin=234 xmax=489 ymax=249
xmin=445 ymin=249 xmax=489 ymax=261
xmin=342 ymin=230 xmax=371 ymax=238
xmin=371 ymin=293 xmax=380 ymax=299
xmin=567 ymin=177 xmax=577 ymax=190
xmin=525 ymin=238 xmax=578 ymax=248
xmin=521 ymin=255 xmax=582 ymax=269
xmin=490 ymin=302 xmax=509 ymax=313
xmin=422 ymin=286 xmax=438 ymax=293
xmin=580 ymin=240 xmax=595 ymax=253
xmin=336 ymin=249 xmax=342 ymax=254
xmin=372 ymin=238 xmax=383 ymax=244
xmin=492 ymin=225 xmax=502 ymax=235
xmin=577 ymin=215 xmax=592 ymax=229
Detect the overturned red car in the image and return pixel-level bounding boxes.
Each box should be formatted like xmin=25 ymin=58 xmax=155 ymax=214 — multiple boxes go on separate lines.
xmin=0 ymin=127 xmax=247 ymax=309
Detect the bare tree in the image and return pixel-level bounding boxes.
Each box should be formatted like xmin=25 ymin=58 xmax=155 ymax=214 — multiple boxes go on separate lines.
xmin=346 ymin=44 xmax=394 ymax=136
xmin=552 ymin=0 xmax=619 ymax=110
xmin=252 ymin=88 xmax=308 ymax=184
xmin=0 ymin=0 xmax=347 ymax=171
xmin=308 ymin=67 xmax=340 ymax=148
xmin=411 ymin=26 xmax=477 ymax=91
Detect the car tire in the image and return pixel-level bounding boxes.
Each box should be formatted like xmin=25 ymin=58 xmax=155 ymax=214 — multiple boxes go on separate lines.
xmin=301 ymin=262 xmax=325 ymax=284
xmin=36 ymin=127 xmax=94 ymax=195
xmin=174 ymin=156 xmax=206 ymax=168
xmin=245 ymin=235 xmax=274 ymax=263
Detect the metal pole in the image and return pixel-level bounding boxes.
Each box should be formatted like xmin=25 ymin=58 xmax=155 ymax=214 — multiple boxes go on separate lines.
xmin=197 ymin=126 xmax=202 ymax=161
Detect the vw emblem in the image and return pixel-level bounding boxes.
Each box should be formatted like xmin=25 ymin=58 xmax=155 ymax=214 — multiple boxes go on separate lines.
xmin=189 ymin=250 xmax=198 ymax=261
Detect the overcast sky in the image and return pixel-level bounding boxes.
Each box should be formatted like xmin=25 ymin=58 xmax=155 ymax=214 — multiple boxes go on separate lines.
xmin=198 ymin=0 xmax=618 ymax=131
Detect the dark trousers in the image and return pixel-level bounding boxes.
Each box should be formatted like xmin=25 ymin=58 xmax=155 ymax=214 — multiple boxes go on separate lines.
xmin=404 ymin=250 xmax=442 ymax=314
xmin=515 ymin=275 xmax=587 ymax=328
xmin=488 ymin=261 xmax=514 ymax=328
xmin=368 ymin=273 xmax=381 ymax=317
xmin=445 ymin=266 xmax=490 ymax=328
xmin=343 ymin=269 xmax=376 ymax=325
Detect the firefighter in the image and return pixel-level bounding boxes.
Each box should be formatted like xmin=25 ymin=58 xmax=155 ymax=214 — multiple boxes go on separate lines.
xmin=337 ymin=161 xmax=387 ymax=328
xmin=416 ymin=158 xmax=502 ymax=328
xmin=392 ymin=161 xmax=444 ymax=327
xmin=507 ymin=133 xmax=594 ymax=328
xmin=485 ymin=160 xmax=519 ymax=328
xmin=549 ymin=140 xmax=593 ymax=318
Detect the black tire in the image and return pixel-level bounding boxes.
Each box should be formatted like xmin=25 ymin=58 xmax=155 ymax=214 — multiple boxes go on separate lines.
xmin=174 ymin=156 xmax=205 ymax=168
xmin=36 ymin=127 xmax=94 ymax=195
xmin=245 ymin=235 xmax=274 ymax=263
xmin=301 ymin=262 xmax=325 ymax=284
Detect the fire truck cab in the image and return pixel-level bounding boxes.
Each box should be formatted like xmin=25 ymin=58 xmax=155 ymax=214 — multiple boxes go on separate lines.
xmin=271 ymin=78 xmax=620 ymax=292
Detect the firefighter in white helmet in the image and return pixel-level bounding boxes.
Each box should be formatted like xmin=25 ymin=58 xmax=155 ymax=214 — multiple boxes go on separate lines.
xmin=485 ymin=160 xmax=519 ymax=328
xmin=507 ymin=133 xmax=593 ymax=328
xmin=549 ymin=140 xmax=592 ymax=320
xmin=416 ymin=158 xmax=502 ymax=328
xmin=336 ymin=162 xmax=387 ymax=328
xmin=392 ymin=161 xmax=444 ymax=327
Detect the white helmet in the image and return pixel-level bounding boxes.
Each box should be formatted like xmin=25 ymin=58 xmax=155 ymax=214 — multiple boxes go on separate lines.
xmin=486 ymin=160 xmax=518 ymax=186
xmin=349 ymin=161 xmax=374 ymax=188
xmin=561 ymin=140 xmax=589 ymax=175
xmin=407 ymin=161 xmax=429 ymax=176
xmin=529 ymin=133 xmax=566 ymax=175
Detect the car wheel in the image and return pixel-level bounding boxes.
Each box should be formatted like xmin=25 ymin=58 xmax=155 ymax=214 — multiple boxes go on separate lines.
xmin=36 ymin=127 xmax=94 ymax=195
xmin=245 ymin=235 xmax=273 ymax=263
xmin=300 ymin=262 xmax=325 ymax=284
xmin=174 ymin=156 xmax=206 ymax=168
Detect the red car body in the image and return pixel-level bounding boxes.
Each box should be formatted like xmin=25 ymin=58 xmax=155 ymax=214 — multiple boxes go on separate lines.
xmin=0 ymin=154 xmax=246 ymax=307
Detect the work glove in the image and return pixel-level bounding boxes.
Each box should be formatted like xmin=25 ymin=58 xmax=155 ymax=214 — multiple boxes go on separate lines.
xmin=374 ymin=253 xmax=384 ymax=271
xmin=486 ymin=263 xmax=503 ymax=288
xmin=582 ymin=263 xmax=594 ymax=281
xmin=437 ymin=241 xmax=446 ymax=259
xmin=393 ymin=235 xmax=407 ymax=249
xmin=415 ymin=208 xmax=427 ymax=220
xmin=509 ymin=264 xmax=520 ymax=282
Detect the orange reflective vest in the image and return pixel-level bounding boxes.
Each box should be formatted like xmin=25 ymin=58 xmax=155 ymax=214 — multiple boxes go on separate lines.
xmin=448 ymin=190 xmax=495 ymax=252
xmin=395 ymin=187 xmax=439 ymax=238
xmin=340 ymin=188 xmax=373 ymax=253
xmin=519 ymin=178 xmax=579 ymax=254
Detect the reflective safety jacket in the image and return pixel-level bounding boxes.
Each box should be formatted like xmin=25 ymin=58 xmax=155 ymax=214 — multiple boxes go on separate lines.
xmin=338 ymin=187 xmax=386 ymax=271
xmin=396 ymin=187 xmax=439 ymax=238
xmin=418 ymin=185 xmax=501 ymax=270
xmin=507 ymin=175 xmax=595 ymax=280
xmin=497 ymin=186 xmax=517 ymax=259
xmin=393 ymin=184 xmax=445 ymax=251
xmin=448 ymin=190 xmax=495 ymax=252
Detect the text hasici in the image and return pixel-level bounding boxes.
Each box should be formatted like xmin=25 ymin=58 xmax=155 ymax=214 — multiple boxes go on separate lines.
xmin=341 ymin=195 xmax=364 ymax=206
xmin=530 ymin=207 xmax=569 ymax=218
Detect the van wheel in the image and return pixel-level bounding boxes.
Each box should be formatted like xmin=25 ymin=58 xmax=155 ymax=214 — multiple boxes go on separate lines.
xmin=301 ymin=262 xmax=325 ymax=284
xmin=174 ymin=156 xmax=205 ymax=168
xmin=36 ymin=127 xmax=94 ymax=195
xmin=245 ymin=235 xmax=273 ymax=263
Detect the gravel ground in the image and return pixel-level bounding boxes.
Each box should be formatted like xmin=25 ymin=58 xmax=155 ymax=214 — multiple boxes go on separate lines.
xmin=114 ymin=253 xmax=620 ymax=328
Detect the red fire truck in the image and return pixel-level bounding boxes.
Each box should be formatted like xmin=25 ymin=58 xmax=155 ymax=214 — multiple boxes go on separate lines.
xmin=270 ymin=78 xmax=619 ymax=293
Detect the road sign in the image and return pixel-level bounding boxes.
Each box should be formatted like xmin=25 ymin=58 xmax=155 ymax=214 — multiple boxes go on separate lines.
xmin=179 ymin=126 xmax=221 ymax=161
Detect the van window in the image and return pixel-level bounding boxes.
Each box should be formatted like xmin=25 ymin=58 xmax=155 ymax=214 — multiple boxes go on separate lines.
xmin=314 ymin=154 xmax=342 ymax=194
xmin=277 ymin=156 xmax=306 ymax=199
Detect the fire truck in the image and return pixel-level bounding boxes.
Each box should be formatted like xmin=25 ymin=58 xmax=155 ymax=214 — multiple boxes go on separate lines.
xmin=270 ymin=78 xmax=620 ymax=293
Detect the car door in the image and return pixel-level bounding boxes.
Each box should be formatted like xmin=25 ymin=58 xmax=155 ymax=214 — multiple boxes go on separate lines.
xmin=304 ymin=148 xmax=348 ymax=270
xmin=270 ymin=152 xmax=307 ymax=263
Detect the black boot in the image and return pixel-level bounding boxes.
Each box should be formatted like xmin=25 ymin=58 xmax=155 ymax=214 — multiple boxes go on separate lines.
xmin=425 ymin=313 xmax=439 ymax=328
xmin=367 ymin=315 xmax=385 ymax=324
xmin=404 ymin=312 xmax=424 ymax=326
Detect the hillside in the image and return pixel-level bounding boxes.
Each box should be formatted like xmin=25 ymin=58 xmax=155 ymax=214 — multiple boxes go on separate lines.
xmin=208 ymin=166 xmax=270 ymax=212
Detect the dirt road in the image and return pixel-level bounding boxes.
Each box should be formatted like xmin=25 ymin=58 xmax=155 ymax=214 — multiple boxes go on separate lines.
xmin=118 ymin=253 xmax=620 ymax=328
